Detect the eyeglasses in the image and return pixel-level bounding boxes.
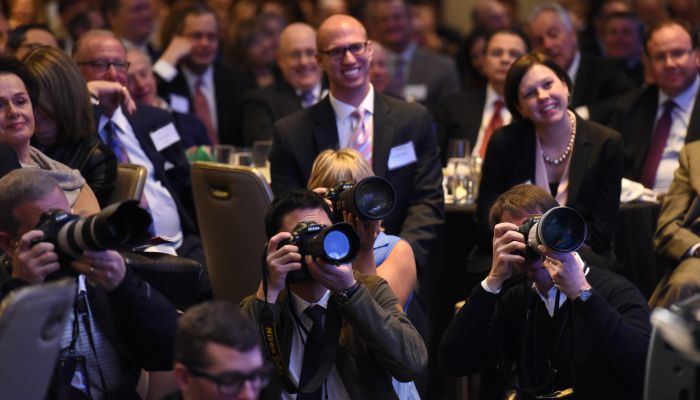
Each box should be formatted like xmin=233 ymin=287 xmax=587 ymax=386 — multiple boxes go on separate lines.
xmin=186 ymin=365 xmax=270 ymax=396
xmin=76 ymin=60 xmax=130 ymax=73
xmin=319 ymin=41 xmax=368 ymax=61
xmin=649 ymin=48 xmax=694 ymax=65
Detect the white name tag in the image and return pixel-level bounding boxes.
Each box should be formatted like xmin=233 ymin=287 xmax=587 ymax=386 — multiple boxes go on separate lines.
xmin=388 ymin=141 xmax=417 ymax=170
xmin=403 ymin=84 xmax=428 ymax=102
xmin=170 ymin=94 xmax=189 ymax=113
xmin=150 ymin=123 xmax=180 ymax=151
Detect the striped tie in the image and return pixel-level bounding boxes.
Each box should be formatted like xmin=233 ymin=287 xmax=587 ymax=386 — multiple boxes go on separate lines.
xmin=349 ymin=108 xmax=372 ymax=163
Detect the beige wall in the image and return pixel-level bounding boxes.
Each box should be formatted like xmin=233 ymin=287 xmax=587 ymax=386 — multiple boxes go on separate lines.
xmin=442 ymin=0 xmax=541 ymax=34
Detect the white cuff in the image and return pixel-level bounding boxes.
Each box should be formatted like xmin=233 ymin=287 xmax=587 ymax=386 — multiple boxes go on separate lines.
xmin=686 ymin=244 xmax=700 ymax=259
xmin=153 ymin=59 xmax=178 ymax=82
xmin=481 ymin=278 xmax=502 ymax=294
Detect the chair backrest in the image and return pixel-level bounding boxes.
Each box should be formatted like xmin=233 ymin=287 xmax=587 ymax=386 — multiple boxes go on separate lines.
xmin=0 ymin=278 xmax=75 ymax=399
xmin=191 ymin=162 xmax=273 ymax=304
xmin=108 ymin=163 xmax=147 ymax=205
xmin=644 ymin=325 xmax=698 ymax=400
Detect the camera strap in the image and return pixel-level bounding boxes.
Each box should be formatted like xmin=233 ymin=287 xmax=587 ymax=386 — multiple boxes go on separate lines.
xmin=259 ymin=243 xmax=341 ymax=394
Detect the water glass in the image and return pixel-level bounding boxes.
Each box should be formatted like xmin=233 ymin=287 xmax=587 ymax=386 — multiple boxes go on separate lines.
xmin=213 ymin=144 xmax=235 ymax=164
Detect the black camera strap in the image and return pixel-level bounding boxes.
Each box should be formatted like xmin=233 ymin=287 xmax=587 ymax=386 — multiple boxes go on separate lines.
xmin=259 ymin=243 xmax=341 ymax=394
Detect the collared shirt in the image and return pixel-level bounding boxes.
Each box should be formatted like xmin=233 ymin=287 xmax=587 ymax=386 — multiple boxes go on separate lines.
xmin=182 ymin=65 xmax=219 ymax=134
xmin=97 ymin=107 xmax=183 ymax=249
xmin=329 ymin=85 xmax=375 ymax=150
xmin=566 ymin=51 xmax=582 ymax=87
xmin=385 ymin=41 xmax=417 ymax=83
xmin=283 ymin=290 xmax=350 ymax=400
xmin=294 ymin=82 xmax=324 ymax=107
xmin=472 ymin=84 xmax=512 ymax=157
xmin=654 ymin=74 xmax=700 ymax=192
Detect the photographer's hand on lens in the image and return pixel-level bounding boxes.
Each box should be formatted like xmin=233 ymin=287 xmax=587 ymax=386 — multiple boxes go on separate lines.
xmin=12 ymin=230 xmax=60 ymax=284
xmin=487 ymin=222 xmax=526 ymax=291
xmin=311 ymin=187 xmax=333 ymax=209
xmin=537 ymin=245 xmax=591 ymax=299
xmin=257 ymin=232 xmax=302 ymax=302
xmin=71 ymin=250 xmax=126 ymax=292
xmin=306 ymin=255 xmax=356 ymax=293
xmin=344 ymin=212 xmax=379 ymax=251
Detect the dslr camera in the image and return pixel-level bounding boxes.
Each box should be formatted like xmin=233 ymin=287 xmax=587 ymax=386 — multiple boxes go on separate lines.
xmin=324 ymin=176 xmax=396 ymax=223
xmin=34 ymin=200 xmax=153 ymax=276
xmin=279 ymin=221 xmax=360 ymax=284
xmin=516 ymin=206 xmax=587 ymax=263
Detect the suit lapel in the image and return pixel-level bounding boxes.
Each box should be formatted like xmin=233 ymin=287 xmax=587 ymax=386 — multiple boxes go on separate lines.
xmin=571 ymin=56 xmax=590 ymax=107
xmin=312 ymin=98 xmax=340 ymax=153
xmin=687 ymin=86 xmax=700 ymax=143
xmin=372 ymin=95 xmax=393 ymax=177
xmin=567 ymin=115 xmax=591 ymax=203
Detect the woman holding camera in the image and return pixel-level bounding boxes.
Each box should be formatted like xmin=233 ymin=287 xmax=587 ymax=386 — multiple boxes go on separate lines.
xmin=0 ymin=55 xmax=100 ymax=215
xmin=476 ymin=53 xmax=623 ymax=266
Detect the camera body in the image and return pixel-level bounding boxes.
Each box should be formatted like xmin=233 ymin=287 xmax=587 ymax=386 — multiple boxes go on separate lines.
xmin=278 ymin=221 xmax=359 ymax=284
xmin=324 ymin=176 xmax=396 ymax=223
xmin=33 ymin=200 xmax=153 ymax=276
xmin=515 ymin=206 xmax=587 ymax=263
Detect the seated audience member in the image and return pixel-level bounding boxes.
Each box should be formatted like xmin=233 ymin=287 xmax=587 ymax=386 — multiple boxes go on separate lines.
xmin=440 ymin=184 xmax=651 ymax=399
xmin=0 ymin=168 xmax=178 ymax=398
xmin=608 ymin=19 xmax=700 ymax=193
xmin=73 ymin=29 xmax=204 ymax=265
xmin=154 ymin=1 xmax=251 ymax=146
xmin=471 ymin=0 xmax=513 ymax=31
xmin=241 ymin=22 xmax=324 ymax=146
xmin=307 ymin=148 xmax=416 ymax=306
xmin=168 ymin=301 xmax=268 ymax=400
xmin=6 ymin=23 xmax=59 ymax=59
xmin=223 ymin=17 xmax=277 ymax=89
xmin=126 ymin=48 xmax=211 ymax=151
xmin=22 ymin=46 xmax=117 ymax=207
xmin=369 ymin=40 xmax=390 ymax=94
xmin=651 ymin=140 xmax=700 ymax=307
xmin=434 ymin=28 xmax=529 ymax=164
xmin=0 ymin=55 xmax=100 ymax=215
xmin=458 ymin=27 xmax=489 ymax=89
xmin=476 ymin=53 xmax=623 ymax=268
xmin=241 ymin=189 xmax=427 ymax=399
xmin=103 ymin=0 xmax=159 ymax=61
xmin=601 ymin=11 xmax=646 ymax=87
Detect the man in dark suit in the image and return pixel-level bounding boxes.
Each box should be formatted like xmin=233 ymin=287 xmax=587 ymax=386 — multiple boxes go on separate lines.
xmin=528 ymin=3 xmax=634 ymax=113
xmin=608 ymin=19 xmax=700 ymax=193
xmin=102 ymin=0 xmax=159 ymax=61
xmin=366 ymin=0 xmax=461 ymax=111
xmin=434 ymin=28 xmax=529 ymax=164
xmin=269 ymin=14 xmax=444 ymax=273
xmin=152 ymin=1 xmax=250 ymax=146
xmin=242 ymin=22 xmax=325 ymax=146
xmin=74 ymin=29 xmax=203 ymax=265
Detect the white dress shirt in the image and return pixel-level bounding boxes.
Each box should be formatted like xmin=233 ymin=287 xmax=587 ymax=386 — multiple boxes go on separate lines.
xmin=182 ymin=65 xmax=219 ymax=134
xmin=472 ymin=84 xmax=512 ymax=157
xmin=329 ymin=85 xmax=375 ymax=151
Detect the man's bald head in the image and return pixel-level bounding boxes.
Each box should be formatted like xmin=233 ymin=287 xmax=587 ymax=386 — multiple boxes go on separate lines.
xmin=277 ymin=23 xmax=321 ymax=91
xmin=317 ymin=14 xmax=368 ymax=51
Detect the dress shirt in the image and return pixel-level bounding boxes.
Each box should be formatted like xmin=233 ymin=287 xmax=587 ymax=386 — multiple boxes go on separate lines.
xmin=566 ymin=51 xmax=581 ymax=87
xmin=654 ymin=75 xmax=699 ymax=192
xmin=385 ymin=41 xmax=417 ymax=85
xmin=472 ymin=84 xmax=512 ymax=157
xmin=97 ymin=107 xmax=183 ymax=249
xmin=294 ymin=82 xmax=324 ymax=107
xmin=329 ymin=85 xmax=375 ymax=150
xmin=182 ymin=65 xmax=219 ymax=134
xmin=283 ymin=290 xmax=350 ymax=400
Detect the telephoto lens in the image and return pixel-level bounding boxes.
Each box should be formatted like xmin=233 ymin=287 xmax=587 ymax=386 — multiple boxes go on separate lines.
xmin=516 ymin=206 xmax=587 ymax=261
xmin=327 ymin=176 xmax=396 ymax=222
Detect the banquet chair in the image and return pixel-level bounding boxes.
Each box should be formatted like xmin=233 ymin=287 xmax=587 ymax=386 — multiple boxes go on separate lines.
xmin=191 ymin=162 xmax=273 ymax=304
xmin=108 ymin=163 xmax=147 ymax=205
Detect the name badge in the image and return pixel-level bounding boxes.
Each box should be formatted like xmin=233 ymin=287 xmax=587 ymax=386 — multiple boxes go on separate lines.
xmin=403 ymin=84 xmax=428 ymax=102
xmin=388 ymin=141 xmax=417 ymax=171
xmin=150 ymin=123 xmax=180 ymax=151
xmin=170 ymin=94 xmax=189 ymax=114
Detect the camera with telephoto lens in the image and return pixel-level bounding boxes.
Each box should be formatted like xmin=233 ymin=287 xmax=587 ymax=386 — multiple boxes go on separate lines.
xmin=33 ymin=200 xmax=153 ymax=276
xmin=516 ymin=206 xmax=587 ymax=263
xmin=324 ymin=176 xmax=396 ymax=223
xmin=279 ymin=221 xmax=360 ymax=284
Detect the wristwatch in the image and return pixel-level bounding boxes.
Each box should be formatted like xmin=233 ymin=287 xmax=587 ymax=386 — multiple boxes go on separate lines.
xmin=575 ymin=288 xmax=593 ymax=304
xmin=333 ymin=281 xmax=361 ymax=305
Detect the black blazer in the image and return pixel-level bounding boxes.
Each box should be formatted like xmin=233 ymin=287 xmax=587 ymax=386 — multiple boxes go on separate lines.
xmin=433 ymin=85 xmax=487 ymax=163
xmin=269 ymin=94 xmax=444 ymax=270
xmin=242 ymin=79 xmax=306 ymax=146
xmin=608 ymin=83 xmax=700 ymax=181
xmin=571 ymin=54 xmax=635 ymax=108
xmin=156 ymin=62 xmax=251 ymax=146
xmin=476 ymin=115 xmax=624 ymax=255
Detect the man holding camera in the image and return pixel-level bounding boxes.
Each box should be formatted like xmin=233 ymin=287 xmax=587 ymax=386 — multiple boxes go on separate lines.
xmin=439 ymin=184 xmax=650 ymax=399
xmin=0 ymin=168 xmax=178 ymax=398
xmin=241 ymin=189 xmax=427 ymax=399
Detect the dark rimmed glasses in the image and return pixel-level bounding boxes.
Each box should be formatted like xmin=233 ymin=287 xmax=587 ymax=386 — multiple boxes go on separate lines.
xmin=319 ymin=41 xmax=369 ymax=61
xmin=186 ymin=364 xmax=271 ymax=396
xmin=76 ymin=60 xmax=130 ymax=73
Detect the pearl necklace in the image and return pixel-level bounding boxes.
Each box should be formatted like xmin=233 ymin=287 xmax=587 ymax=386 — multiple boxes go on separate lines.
xmin=541 ymin=112 xmax=576 ymax=165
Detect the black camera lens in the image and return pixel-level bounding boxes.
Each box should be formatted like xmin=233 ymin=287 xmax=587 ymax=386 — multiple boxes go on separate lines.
xmin=537 ymin=207 xmax=587 ymax=253
xmin=353 ymin=177 xmax=396 ymax=220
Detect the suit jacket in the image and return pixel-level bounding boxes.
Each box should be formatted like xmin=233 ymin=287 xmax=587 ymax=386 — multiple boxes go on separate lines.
xmin=433 ymin=85 xmax=486 ymax=163
xmin=655 ymin=140 xmax=700 ymax=261
xmin=571 ymin=54 xmax=635 ymax=108
xmin=156 ymin=62 xmax=251 ymax=146
xmin=406 ymin=46 xmax=461 ymax=111
xmin=242 ymin=79 xmax=307 ymax=146
xmin=476 ymin=116 xmax=623 ymax=255
xmin=269 ymin=94 xmax=444 ymax=270
xmin=240 ymin=273 xmax=428 ymax=399
xmin=608 ymin=83 xmax=700 ymax=181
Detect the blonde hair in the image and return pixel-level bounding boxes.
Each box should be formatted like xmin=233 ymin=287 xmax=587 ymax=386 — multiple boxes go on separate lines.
xmin=307 ymin=148 xmax=374 ymax=189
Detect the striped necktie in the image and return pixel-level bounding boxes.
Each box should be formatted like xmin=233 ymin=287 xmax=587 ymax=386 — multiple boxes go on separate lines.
xmin=349 ymin=108 xmax=372 ymax=163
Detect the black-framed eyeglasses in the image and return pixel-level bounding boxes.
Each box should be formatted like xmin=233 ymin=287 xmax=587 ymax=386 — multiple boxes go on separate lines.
xmin=186 ymin=364 xmax=270 ymax=396
xmin=76 ymin=60 xmax=130 ymax=73
xmin=319 ymin=41 xmax=369 ymax=61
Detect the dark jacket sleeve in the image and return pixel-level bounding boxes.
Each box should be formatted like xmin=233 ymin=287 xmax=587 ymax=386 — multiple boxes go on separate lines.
xmin=84 ymin=140 xmax=118 ymax=208
xmin=269 ymin=121 xmax=307 ymax=195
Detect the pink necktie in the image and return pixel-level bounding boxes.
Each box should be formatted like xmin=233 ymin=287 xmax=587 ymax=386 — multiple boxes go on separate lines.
xmin=194 ymin=78 xmax=218 ymax=145
xmin=480 ymin=99 xmax=504 ymax=158
xmin=349 ymin=108 xmax=372 ymax=163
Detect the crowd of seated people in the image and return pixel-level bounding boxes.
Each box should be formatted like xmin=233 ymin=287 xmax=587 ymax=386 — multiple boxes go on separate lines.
xmin=0 ymin=0 xmax=700 ymax=398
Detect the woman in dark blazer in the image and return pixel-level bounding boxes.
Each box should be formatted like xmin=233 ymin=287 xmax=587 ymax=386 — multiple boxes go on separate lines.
xmin=476 ymin=53 xmax=623 ymax=262
xmin=22 ymin=46 xmax=117 ymax=207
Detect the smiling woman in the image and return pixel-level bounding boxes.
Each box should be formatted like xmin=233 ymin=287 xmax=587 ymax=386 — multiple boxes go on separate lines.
xmin=0 ymin=55 xmax=100 ymax=215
